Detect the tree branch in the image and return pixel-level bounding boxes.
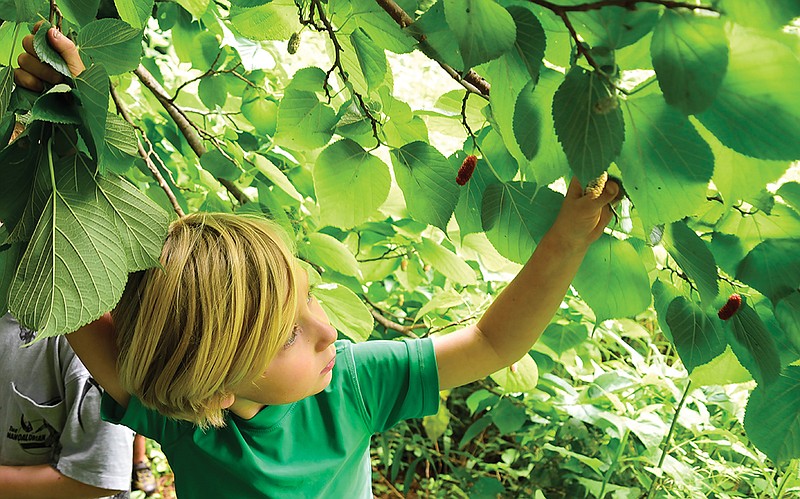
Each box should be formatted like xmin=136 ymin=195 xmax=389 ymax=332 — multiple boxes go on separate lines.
xmin=370 ymin=307 xmax=423 ymax=338
xmin=110 ymin=85 xmax=185 ymax=217
xmin=528 ymin=0 xmax=716 ymax=13
xmin=133 ymin=64 xmax=251 ymax=205
xmin=373 ymin=0 xmax=491 ymax=99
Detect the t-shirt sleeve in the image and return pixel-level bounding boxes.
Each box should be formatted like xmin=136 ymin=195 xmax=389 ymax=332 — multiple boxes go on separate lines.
xmin=349 ymin=338 xmax=440 ymax=433
xmin=101 ymin=392 xmax=188 ymax=446
xmin=56 ymin=374 xmax=134 ymax=492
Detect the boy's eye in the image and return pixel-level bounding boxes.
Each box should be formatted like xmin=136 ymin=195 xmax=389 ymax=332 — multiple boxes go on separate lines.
xmin=284 ymin=325 xmax=300 ymax=349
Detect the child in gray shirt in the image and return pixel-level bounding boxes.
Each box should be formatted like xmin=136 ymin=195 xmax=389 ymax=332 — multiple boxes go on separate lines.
xmin=0 ymin=313 xmax=134 ymax=498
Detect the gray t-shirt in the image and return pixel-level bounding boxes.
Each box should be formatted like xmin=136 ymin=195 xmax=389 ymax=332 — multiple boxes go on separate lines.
xmin=0 ymin=313 xmax=133 ymax=497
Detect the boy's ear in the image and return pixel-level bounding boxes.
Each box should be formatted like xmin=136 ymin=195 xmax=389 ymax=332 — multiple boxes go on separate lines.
xmin=219 ymin=393 xmax=235 ymax=409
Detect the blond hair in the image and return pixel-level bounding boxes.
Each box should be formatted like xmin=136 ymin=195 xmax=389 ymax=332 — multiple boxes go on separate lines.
xmin=112 ymin=212 xmax=298 ymax=428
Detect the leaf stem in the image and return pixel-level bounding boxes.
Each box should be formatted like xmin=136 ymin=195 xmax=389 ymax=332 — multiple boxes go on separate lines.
xmin=646 ymin=379 xmax=692 ymax=498
xmin=776 ymin=459 xmax=797 ymax=499
xmin=47 ymin=134 xmax=56 ymax=194
xmin=9 ymin=23 xmax=21 ymax=67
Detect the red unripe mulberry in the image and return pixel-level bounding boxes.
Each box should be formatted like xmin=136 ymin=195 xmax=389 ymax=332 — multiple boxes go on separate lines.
xmin=718 ymin=294 xmax=742 ymax=320
xmin=456 ymin=155 xmax=477 ymax=185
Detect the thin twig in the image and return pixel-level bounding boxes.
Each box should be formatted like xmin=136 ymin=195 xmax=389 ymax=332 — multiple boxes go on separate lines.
xmin=110 ymin=85 xmax=185 ymax=217
xmin=370 ymin=307 xmax=423 ymax=338
xmin=134 ymin=64 xmax=251 ymax=205
xmin=373 ymin=0 xmax=490 ymax=99
xmin=528 ymin=0 xmax=716 ymax=14
xmin=169 ymin=50 xmax=227 ymax=102
xmin=308 ymin=0 xmax=382 ymax=147
xmin=646 ymin=380 xmax=692 ymax=498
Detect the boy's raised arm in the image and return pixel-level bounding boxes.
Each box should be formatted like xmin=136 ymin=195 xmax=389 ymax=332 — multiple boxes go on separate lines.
xmin=68 ymin=313 xmax=130 ymax=408
xmin=433 ymin=177 xmax=619 ymax=390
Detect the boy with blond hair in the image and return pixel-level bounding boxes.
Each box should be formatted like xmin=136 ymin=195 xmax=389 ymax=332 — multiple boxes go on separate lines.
xmin=15 ymin=26 xmax=620 ymax=498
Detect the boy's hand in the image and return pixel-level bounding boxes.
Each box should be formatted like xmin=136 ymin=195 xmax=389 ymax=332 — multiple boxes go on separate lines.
xmin=549 ymin=176 xmax=620 ymax=250
xmin=14 ymin=22 xmax=85 ymax=92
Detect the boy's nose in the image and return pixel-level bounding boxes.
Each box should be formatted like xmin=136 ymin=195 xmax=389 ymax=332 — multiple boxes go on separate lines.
xmin=314 ymin=317 xmax=337 ymax=351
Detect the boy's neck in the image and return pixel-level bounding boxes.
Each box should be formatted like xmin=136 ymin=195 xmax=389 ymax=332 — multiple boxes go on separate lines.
xmin=229 ymin=398 xmax=267 ymax=420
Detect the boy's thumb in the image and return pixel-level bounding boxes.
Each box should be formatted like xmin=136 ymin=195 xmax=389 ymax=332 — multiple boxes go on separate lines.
xmin=48 ymin=28 xmax=85 ymax=77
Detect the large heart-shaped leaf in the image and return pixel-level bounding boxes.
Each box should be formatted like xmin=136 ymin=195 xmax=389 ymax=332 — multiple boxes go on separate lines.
xmin=573 ymin=235 xmax=651 ymax=322
xmin=651 ymin=9 xmax=729 ymax=114
xmin=392 ymin=141 xmax=460 ymax=231
xmin=314 ymin=139 xmax=390 ymax=229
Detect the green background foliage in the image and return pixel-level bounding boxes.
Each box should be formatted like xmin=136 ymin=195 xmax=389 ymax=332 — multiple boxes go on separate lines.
xmin=1 ymin=0 xmax=799 ymax=496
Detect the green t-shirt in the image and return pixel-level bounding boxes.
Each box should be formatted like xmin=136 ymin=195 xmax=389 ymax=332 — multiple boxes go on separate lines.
xmin=102 ymin=338 xmax=439 ymax=498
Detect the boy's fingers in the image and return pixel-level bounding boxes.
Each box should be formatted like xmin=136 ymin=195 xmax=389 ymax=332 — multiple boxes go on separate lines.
xmin=13 ymin=68 xmax=44 ymax=93
xmin=22 ymin=34 xmax=36 ymax=56
xmin=565 ymin=176 xmax=583 ymax=199
xmin=31 ymin=20 xmax=46 ymax=34
xmin=48 ymin=28 xmax=85 ymax=77
xmin=598 ymin=179 xmax=621 ymax=206
xmin=17 ymin=52 xmax=64 ymax=85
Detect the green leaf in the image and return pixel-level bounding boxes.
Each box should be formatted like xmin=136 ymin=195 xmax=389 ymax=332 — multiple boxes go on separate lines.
xmin=521 ymin=68 xmax=570 ymax=186
xmin=537 ymin=323 xmax=588 ymax=356
xmin=689 ymin=345 xmax=752 ymax=386
xmin=0 ymin=230 xmax=23 ymax=312
xmin=104 ymin=113 xmax=138 ymax=156
xmin=8 ymin=0 xmax=47 ymax=22
xmin=744 ymin=366 xmax=800 ymax=463
xmin=344 ymin=0 xmax=416 ymax=54
xmin=736 ymin=240 xmax=800 ymax=304
xmin=314 ymin=139 xmax=390 ymax=229
xmin=513 ymin=81 xmax=541 ymax=161
xmin=573 ymin=235 xmax=651 ymax=322
xmin=30 ymin=85 xmax=81 ymax=124
xmin=695 ymin=119 xmax=790 ymax=208
xmin=230 ymin=0 xmax=301 ymax=41
xmin=489 ymin=354 xmax=538 ymax=393
xmin=175 ymin=0 xmax=209 ymax=17
xmin=696 ymin=27 xmax=800 ymax=161
xmin=778 ymin=182 xmax=800 ymax=213
xmin=74 ymin=65 xmax=109 ymax=168
xmin=78 ymin=19 xmax=143 ymax=75
xmin=8 ymin=152 xmax=168 ymax=337
xmin=114 ymin=0 xmax=153 ymax=29
xmin=250 ymin=154 xmax=302 ymax=202
xmin=719 ymin=0 xmax=800 ymax=30
xmin=0 ymin=64 xmax=14 ymax=119
xmin=616 ymin=94 xmax=714 ymax=228
xmin=552 ymin=67 xmax=624 ymax=185
xmin=200 ymin=149 xmax=240 ymax=180
xmin=198 ymin=75 xmax=228 ymax=109
xmin=665 ymin=297 xmax=725 ymax=372
xmin=443 ymin=0 xmax=516 ymax=70
xmin=415 ymin=237 xmax=477 ymax=286
xmin=33 ymin=22 xmax=71 ymax=77
xmin=408 ymin=1 xmax=464 ymax=70
xmin=391 ymin=141 xmax=460 ymax=231
xmin=275 ymin=69 xmax=337 ymax=150
xmin=314 ymin=283 xmax=373 ymax=342
xmin=0 ymin=125 xmax=49 ymax=238
xmin=663 ymin=221 xmax=719 ymax=306
xmin=651 ymin=10 xmax=729 ymax=114
xmin=301 ymin=232 xmax=361 ymax=278
xmin=716 ymin=205 xmax=800 ymax=256
xmin=776 ymin=293 xmax=800 ymax=352
xmin=572 ymin=4 xmax=660 ymax=49
xmin=506 ymin=6 xmax=546 ymax=81
xmin=454 ymin=153 xmax=501 ymax=238
xmin=490 ymin=398 xmax=527 ymax=434
xmin=423 ymin=402 xmax=451 ymax=441
xmin=726 ymin=301 xmax=781 ymax=386
xmin=350 ymin=28 xmax=387 ymax=92
xmin=481 ymin=182 xmax=561 ymax=264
